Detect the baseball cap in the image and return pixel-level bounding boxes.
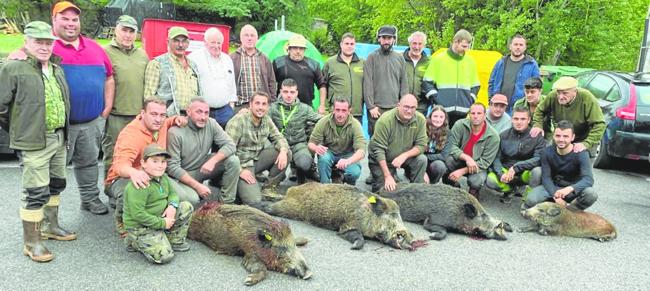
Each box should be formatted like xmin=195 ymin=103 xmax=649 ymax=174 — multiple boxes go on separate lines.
xmin=287 ymin=34 xmax=307 ymax=48
xmin=24 ymin=21 xmax=57 ymax=40
xmin=143 ymin=144 xmax=170 ymax=159
xmin=168 ymin=26 xmax=189 ymax=40
xmin=552 ymin=76 xmax=578 ymax=91
xmin=116 ymin=15 xmax=138 ymax=31
xmin=52 ymin=1 xmax=81 ymax=17
xmin=377 ymin=25 xmax=397 ymax=37
xmin=490 ymin=94 xmax=508 ymax=105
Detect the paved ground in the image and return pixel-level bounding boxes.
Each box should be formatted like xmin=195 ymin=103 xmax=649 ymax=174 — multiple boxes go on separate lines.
xmin=0 ymin=155 xmax=648 ymax=290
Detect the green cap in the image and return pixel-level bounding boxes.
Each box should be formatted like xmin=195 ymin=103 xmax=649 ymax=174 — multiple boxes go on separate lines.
xmin=143 ymin=144 xmax=171 ymax=159
xmin=116 ymin=15 xmax=138 ymax=31
xmin=552 ymin=76 xmax=578 ymax=91
xmin=24 ymin=21 xmax=57 ymax=40
xmin=168 ymin=26 xmax=189 ymax=40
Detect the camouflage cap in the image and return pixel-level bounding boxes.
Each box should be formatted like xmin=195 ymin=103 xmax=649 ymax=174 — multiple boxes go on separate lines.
xmin=168 ymin=26 xmax=189 ymax=40
xmin=552 ymin=76 xmax=578 ymax=91
xmin=24 ymin=21 xmax=57 ymax=40
xmin=143 ymin=144 xmax=171 ymax=159
xmin=116 ymin=15 xmax=138 ymax=31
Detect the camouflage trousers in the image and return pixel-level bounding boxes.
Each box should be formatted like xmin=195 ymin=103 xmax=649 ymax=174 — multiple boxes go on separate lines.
xmin=125 ymin=201 xmax=193 ymax=264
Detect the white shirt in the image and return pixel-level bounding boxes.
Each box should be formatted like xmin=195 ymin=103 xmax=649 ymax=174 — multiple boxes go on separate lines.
xmin=188 ymin=48 xmax=237 ymax=108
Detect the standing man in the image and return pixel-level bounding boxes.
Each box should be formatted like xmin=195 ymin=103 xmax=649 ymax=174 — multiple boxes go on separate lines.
xmin=363 ymin=25 xmax=409 ymax=135
xmin=531 ymin=77 xmax=605 ymax=153
xmin=486 ymin=93 xmax=512 ymax=133
xmin=226 ymin=92 xmax=290 ymax=205
xmin=188 ymin=28 xmax=237 ymax=128
xmin=488 ymin=34 xmax=540 ymax=114
xmin=144 ymin=26 xmax=200 ymax=115
xmin=422 ymin=29 xmax=480 ymax=126
xmin=166 ymin=98 xmax=240 ymax=206
xmin=269 ymin=79 xmax=322 ymax=183
xmin=445 ymin=103 xmax=500 ymax=199
xmin=102 ymin=15 xmax=149 ymax=208
xmin=273 ymin=34 xmax=327 ymax=113
xmin=230 ymin=24 xmax=277 ymax=111
xmin=322 ymin=33 xmax=364 ymax=122
xmin=404 ymin=31 xmax=431 ymax=115
xmin=524 ymin=120 xmax=598 ymax=210
xmin=368 ymin=94 xmax=428 ymax=192
xmin=309 ymin=97 xmax=366 ymax=185
xmin=0 ymin=21 xmax=75 ymax=262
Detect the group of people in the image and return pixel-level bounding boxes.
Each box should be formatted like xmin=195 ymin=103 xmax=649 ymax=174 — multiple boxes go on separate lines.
xmin=0 ymin=1 xmax=607 ymax=265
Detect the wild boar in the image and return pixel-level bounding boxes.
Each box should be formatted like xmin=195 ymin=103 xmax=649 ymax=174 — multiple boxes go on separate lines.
xmin=378 ymin=183 xmax=510 ymax=240
xmin=520 ymin=202 xmax=617 ymax=242
xmin=188 ymin=202 xmax=312 ymax=285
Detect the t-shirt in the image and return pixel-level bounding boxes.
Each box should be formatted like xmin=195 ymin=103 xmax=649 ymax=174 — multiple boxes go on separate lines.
xmin=500 ymin=57 xmax=523 ymax=102
xmin=463 ymin=122 xmax=486 ymax=156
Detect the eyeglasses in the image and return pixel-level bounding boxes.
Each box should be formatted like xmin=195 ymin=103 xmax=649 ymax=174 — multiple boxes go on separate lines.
xmin=401 ymin=105 xmax=417 ymax=111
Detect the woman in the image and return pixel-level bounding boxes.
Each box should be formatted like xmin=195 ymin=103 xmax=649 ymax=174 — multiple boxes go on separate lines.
xmin=425 ymin=105 xmax=451 ymax=184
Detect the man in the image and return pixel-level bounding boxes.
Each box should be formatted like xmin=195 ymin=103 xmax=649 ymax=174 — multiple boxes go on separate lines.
xmin=0 ymin=21 xmax=75 ymax=262
xmin=524 ymin=120 xmax=598 ymax=210
xmin=368 ymin=94 xmax=428 ymax=192
xmin=106 ymin=98 xmax=186 ymax=235
xmin=363 ymin=25 xmax=409 ymax=135
xmin=309 ymin=97 xmax=366 ymax=185
xmin=531 ymin=76 xmax=605 ymax=153
xmin=445 ymin=103 xmax=500 ymax=199
xmin=273 ymin=34 xmax=327 ymax=113
xmin=144 ymin=26 xmax=200 ymax=115
xmin=166 ymin=98 xmax=240 ymax=206
xmin=422 ymin=29 xmax=480 ymax=126
xmin=269 ymin=79 xmax=322 ymax=183
xmin=514 ymin=77 xmax=551 ymax=139
xmin=486 ymin=106 xmax=546 ymax=204
xmin=230 ymin=24 xmax=277 ymax=111
xmin=488 ymin=34 xmax=540 ymax=114
xmin=188 ymin=28 xmax=237 ymax=128
xmin=486 ymin=94 xmax=511 ymax=133
xmin=226 ymin=92 xmax=290 ymax=205
xmin=404 ymin=31 xmax=431 ymax=115
xmin=322 ymin=33 xmax=364 ymax=122
xmin=102 ymin=15 xmax=149 ymax=208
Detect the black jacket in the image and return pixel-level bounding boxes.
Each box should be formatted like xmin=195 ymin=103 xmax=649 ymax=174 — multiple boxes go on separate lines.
xmin=492 ymin=126 xmax=546 ymax=176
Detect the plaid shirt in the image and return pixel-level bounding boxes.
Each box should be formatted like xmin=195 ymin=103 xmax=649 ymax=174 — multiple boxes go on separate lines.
xmin=43 ymin=64 xmax=66 ymax=132
xmin=225 ymin=111 xmax=289 ymax=168
xmin=237 ymin=51 xmax=263 ymax=105
xmin=143 ymin=53 xmax=199 ymax=110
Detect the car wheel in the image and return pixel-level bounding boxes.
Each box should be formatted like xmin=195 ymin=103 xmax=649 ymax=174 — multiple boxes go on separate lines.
xmin=593 ymin=138 xmax=613 ymax=169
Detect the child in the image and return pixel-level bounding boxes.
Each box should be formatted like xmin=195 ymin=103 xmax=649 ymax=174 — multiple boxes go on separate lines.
xmin=122 ymin=144 xmax=194 ymax=264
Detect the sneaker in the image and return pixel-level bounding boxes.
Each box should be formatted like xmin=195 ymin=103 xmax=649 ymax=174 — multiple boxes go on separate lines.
xmin=171 ymin=242 xmax=191 ymax=252
xmin=81 ymin=198 xmax=109 ymax=215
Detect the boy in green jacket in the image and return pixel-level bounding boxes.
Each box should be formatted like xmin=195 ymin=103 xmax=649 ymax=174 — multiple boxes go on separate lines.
xmin=123 ymin=144 xmax=193 ymax=264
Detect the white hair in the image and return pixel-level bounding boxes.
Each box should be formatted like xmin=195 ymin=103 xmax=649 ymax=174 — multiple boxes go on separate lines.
xmin=408 ymin=31 xmax=427 ymax=44
xmin=204 ymin=27 xmax=223 ymax=42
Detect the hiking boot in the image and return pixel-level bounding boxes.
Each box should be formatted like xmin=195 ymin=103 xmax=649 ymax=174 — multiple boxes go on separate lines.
xmin=171 ymin=242 xmax=191 ymax=252
xmin=23 ymin=220 xmax=54 ymax=263
xmin=81 ymin=198 xmax=109 ymax=215
xmin=41 ymin=206 xmax=77 ymax=241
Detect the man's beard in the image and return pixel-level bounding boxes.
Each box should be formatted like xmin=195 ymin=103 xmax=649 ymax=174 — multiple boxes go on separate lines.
xmin=381 ymin=43 xmax=393 ymax=53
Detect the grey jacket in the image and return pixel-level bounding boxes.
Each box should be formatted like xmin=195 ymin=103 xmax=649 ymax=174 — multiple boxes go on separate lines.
xmin=363 ymin=49 xmax=408 ymax=110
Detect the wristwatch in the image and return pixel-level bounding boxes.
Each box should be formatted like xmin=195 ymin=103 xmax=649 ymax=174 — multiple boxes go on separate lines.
xmin=169 ymin=201 xmax=179 ymax=209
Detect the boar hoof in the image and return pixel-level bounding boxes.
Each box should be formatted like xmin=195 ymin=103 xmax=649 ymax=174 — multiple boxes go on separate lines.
xmin=351 ymin=239 xmax=365 ymax=250
xmin=501 ymin=222 xmax=513 ymax=232
xmin=295 ymin=236 xmax=309 ymax=246
xmin=244 ymin=272 xmax=266 ymax=286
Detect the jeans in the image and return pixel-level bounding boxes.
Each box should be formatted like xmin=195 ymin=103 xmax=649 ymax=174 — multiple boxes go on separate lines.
xmin=317 ymin=151 xmax=361 ymax=185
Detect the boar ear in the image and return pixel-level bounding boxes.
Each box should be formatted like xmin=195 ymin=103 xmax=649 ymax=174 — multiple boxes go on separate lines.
xmin=257 ymin=229 xmax=273 ymax=247
xmin=370 ymin=196 xmax=387 ymax=215
xmin=463 ymin=204 xmax=478 ymax=219
xmin=547 ymin=207 xmax=561 ymax=217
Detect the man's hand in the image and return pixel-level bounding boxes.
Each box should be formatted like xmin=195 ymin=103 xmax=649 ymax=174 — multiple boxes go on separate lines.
xmin=554 ymin=186 xmax=574 ymax=200
xmin=369 ymin=107 xmax=381 ymax=119
xmin=318 ymin=106 xmax=326 ymax=115
xmin=239 ymin=169 xmax=256 ymax=184
xmin=200 ymin=159 xmax=218 ymax=175
xmin=500 ymin=167 xmax=516 ymax=183
xmin=448 ymin=169 xmax=465 ymax=183
xmin=465 ymin=157 xmax=479 ymax=174
xmin=573 ymin=142 xmax=587 ymax=153
xmin=175 ymin=116 xmax=188 ymax=127
xmin=336 ymin=158 xmax=351 ymax=170
xmin=391 ymin=154 xmax=408 ymax=169
xmin=129 ymin=170 xmax=151 ymax=189
xmin=313 ymin=145 xmax=328 ymax=156
xmin=162 ymin=205 xmax=177 ymax=219
xmin=275 ymin=150 xmax=288 ymax=170
xmin=194 ymin=183 xmax=211 ymax=199
xmin=163 ymin=216 xmax=175 ymax=229
xmin=384 ymin=175 xmax=396 ymax=192
xmin=101 ymin=108 xmax=111 ymax=119
xmin=8 ymin=49 xmax=27 ymax=60
xmin=423 ymin=173 xmax=430 ymax=184
xmin=530 ymin=127 xmax=544 ymax=138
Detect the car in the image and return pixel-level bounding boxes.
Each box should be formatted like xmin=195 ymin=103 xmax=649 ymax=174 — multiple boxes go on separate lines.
xmin=575 ymin=70 xmax=650 ymax=168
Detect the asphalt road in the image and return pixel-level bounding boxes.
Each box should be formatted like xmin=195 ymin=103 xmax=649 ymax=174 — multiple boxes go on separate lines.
xmin=0 ymin=155 xmax=648 ymax=290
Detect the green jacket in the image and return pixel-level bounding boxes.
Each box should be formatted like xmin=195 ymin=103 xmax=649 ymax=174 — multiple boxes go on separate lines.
xmin=403 ymin=49 xmax=430 ymax=111
xmin=322 ymin=52 xmax=364 ymax=116
xmin=369 ymin=108 xmax=427 ymax=162
xmin=269 ymin=98 xmax=322 ymax=146
xmin=123 ymin=174 xmax=179 ymax=230
xmin=104 ymin=40 xmax=149 ymax=116
xmin=532 ymin=88 xmax=605 ymax=148
xmin=449 ymin=119 xmax=500 ymax=170
xmin=309 ymin=113 xmax=366 ymax=155
xmin=0 ymin=56 xmax=70 ymax=150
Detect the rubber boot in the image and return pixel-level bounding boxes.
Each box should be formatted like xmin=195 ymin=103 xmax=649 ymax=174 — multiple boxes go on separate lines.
xmin=23 ymin=220 xmax=54 ymax=262
xmin=41 ymin=206 xmax=77 ymax=241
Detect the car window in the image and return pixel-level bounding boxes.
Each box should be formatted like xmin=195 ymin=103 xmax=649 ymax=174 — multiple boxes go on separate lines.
xmin=604 ymin=84 xmax=622 ymax=102
xmin=636 ymin=84 xmax=650 ymax=105
xmin=586 ymin=74 xmax=615 ymax=100
xmin=577 ymin=73 xmax=595 ymax=87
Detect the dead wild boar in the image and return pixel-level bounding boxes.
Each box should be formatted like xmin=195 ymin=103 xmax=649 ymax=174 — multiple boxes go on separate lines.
xmin=378 ymin=183 xmax=510 ymax=240
xmin=263 ymin=182 xmax=417 ymax=250
xmin=520 ymin=202 xmax=617 ymax=242
xmin=188 ymin=202 xmax=312 ymax=286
